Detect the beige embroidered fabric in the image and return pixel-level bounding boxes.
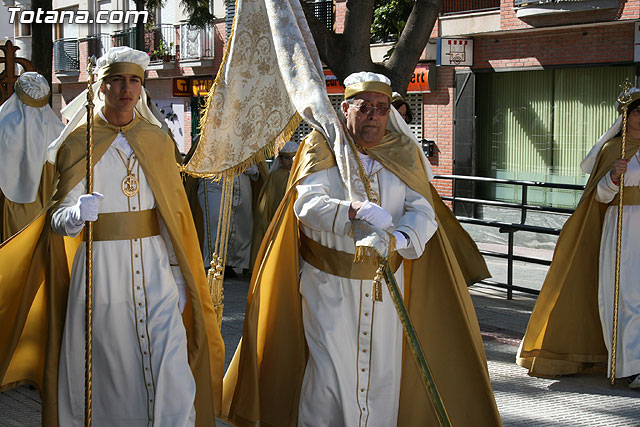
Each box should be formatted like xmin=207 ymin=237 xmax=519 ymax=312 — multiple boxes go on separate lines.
xmin=182 ymin=0 xmax=302 ymax=178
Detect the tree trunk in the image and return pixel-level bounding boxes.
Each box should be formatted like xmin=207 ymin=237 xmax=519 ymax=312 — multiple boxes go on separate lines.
xmin=136 ymin=0 xmax=146 ymax=51
xmin=30 ymin=0 xmax=53 ymax=97
xmin=300 ymin=0 xmax=441 ymax=96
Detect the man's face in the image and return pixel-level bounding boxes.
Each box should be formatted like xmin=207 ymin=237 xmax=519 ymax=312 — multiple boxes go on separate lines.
xmin=280 ymin=154 xmax=294 ymax=171
xmin=100 ymin=74 xmax=143 ymax=115
xmin=341 ymin=92 xmax=390 ymax=148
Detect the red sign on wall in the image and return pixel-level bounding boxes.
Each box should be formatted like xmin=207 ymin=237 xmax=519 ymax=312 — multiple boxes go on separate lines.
xmin=406 ymin=64 xmax=434 ymax=93
xmin=324 ymin=70 xmax=345 ymax=94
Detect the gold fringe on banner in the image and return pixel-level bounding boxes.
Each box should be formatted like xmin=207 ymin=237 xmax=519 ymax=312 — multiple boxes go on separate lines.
xmin=180 ymin=112 xmax=302 ymax=180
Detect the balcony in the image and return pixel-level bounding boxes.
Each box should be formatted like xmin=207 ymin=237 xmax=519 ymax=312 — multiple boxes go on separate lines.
xmin=84 ymin=33 xmax=112 ymax=58
xmin=179 ymin=23 xmax=214 ymax=66
xmin=148 ymin=24 xmax=177 ymax=61
xmin=112 ymin=28 xmax=136 ymax=49
xmin=54 ymin=38 xmax=79 ymax=74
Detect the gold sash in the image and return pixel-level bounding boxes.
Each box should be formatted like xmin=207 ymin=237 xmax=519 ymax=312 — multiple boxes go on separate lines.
xmin=610 ymin=186 xmax=640 ymax=206
xmin=89 ymin=208 xmax=160 ymax=241
xmin=299 ymin=231 xmax=402 ymax=280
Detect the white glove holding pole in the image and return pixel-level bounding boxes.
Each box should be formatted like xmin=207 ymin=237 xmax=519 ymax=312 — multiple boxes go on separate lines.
xmin=354 ymin=200 xmax=393 ymax=230
xmin=69 ymin=192 xmax=103 ymax=227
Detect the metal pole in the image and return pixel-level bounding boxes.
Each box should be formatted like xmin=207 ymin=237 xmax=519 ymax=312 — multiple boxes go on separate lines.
xmin=84 ymin=57 xmax=96 ymax=427
xmin=610 ymin=105 xmax=627 ymax=386
xmin=507 ymin=230 xmax=514 ymax=301
xmin=382 ymin=263 xmax=452 ymax=427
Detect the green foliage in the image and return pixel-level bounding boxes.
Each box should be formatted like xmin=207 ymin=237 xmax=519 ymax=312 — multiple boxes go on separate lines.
xmin=371 ymin=0 xmax=414 ymax=43
xmin=181 ymin=0 xmax=215 ymax=28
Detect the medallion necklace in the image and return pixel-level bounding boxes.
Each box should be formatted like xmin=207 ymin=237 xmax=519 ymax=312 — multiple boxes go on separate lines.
xmin=114 ymin=147 xmax=140 ymax=197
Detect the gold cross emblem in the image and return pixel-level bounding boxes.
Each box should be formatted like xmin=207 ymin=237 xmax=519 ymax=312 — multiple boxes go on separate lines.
xmin=122 ymin=174 xmax=139 ymax=197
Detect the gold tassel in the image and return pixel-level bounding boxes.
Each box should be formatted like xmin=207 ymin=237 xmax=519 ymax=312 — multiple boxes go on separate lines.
xmin=207 ymin=254 xmax=225 ymax=330
xmin=353 ymin=246 xmax=381 ymax=266
xmin=372 ymin=265 xmax=384 ymax=302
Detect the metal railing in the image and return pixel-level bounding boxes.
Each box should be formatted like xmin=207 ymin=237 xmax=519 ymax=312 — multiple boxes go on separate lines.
xmin=112 ymin=28 xmax=136 ymax=49
xmin=83 ymin=33 xmax=112 ymax=58
xmin=149 ymin=24 xmax=176 ymax=59
xmin=441 ymin=0 xmax=500 ymax=14
xmin=434 ymin=174 xmax=585 ymax=299
xmin=54 ymin=38 xmax=79 ymax=72
xmin=179 ymin=23 xmax=214 ymax=60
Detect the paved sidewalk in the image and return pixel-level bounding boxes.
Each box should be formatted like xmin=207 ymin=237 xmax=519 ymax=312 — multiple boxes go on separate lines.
xmin=1 ymin=277 xmax=638 ymax=426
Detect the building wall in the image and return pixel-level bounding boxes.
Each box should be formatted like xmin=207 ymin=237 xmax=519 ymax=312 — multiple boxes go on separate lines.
xmin=424 ymin=67 xmax=454 ymax=196
xmin=427 ymin=0 xmax=640 ymax=198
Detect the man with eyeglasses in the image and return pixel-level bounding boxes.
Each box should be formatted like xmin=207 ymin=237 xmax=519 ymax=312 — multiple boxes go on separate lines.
xmin=293 ymin=72 xmax=441 ymax=425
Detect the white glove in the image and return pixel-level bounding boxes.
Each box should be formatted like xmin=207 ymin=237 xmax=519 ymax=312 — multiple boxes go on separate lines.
xmin=172 ymin=265 xmax=188 ymax=313
xmin=393 ymin=230 xmax=410 ymax=250
xmin=354 ymin=200 xmax=393 ymax=230
xmin=69 ymin=192 xmax=103 ymax=226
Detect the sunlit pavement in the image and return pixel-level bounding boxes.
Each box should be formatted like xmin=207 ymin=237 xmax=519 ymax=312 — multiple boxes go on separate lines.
xmin=2 ymin=264 xmax=639 ymax=426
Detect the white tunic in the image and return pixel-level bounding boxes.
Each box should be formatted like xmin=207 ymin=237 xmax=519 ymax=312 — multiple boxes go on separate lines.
xmin=596 ymin=151 xmax=640 ymax=378
xmin=197 ymin=173 xmax=255 ymax=270
xmin=294 ymin=154 xmax=438 ymax=427
xmin=51 ymin=131 xmax=196 ymax=426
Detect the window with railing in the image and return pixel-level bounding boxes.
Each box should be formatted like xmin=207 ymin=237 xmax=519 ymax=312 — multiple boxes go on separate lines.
xmin=180 ymin=23 xmax=214 ymax=60
xmin=441 ymin=0 xmax=500 ymax=15
xmin=54 ymin=38 xmax=79 ymax=72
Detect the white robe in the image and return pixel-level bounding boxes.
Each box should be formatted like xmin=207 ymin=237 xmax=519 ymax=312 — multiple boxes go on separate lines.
xmin=596 ymin=151 xmax=640 ymax=378
xmin=294 ymin=154 xmax=438 ymax=427
xmin=51 ymin=132 xmax=196 ymax=426
xmin=198 ymin=173 xmax=256 ymax=270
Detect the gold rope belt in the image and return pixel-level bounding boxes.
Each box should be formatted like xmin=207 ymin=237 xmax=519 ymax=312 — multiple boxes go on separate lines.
xmin=87 ymin=208 xmax=160 ymax=241
xmin=299 ymin=231 xmax=402 ymax=280
xmin=610 ymin=186 xmax=640 ymax=206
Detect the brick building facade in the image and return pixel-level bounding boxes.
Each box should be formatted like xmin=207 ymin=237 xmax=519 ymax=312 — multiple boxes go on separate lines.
xmin=424 ymin=0 xmax=639 ymax=207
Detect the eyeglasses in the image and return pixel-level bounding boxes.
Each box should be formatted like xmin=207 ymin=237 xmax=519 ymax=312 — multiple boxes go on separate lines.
xmin=350 ymin=101 xmax=390 ymax=116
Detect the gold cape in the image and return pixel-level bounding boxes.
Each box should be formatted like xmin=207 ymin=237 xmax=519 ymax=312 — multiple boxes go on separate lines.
xmin=0 ymin=115 xmax=224 ymax=426
xmin=1 ymin=162 xmax=56 ymax=243
xmin=222 ymin=131 xmax=500 ymax=427
xmin=517 ymin=135 xmax=640 ymax=377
